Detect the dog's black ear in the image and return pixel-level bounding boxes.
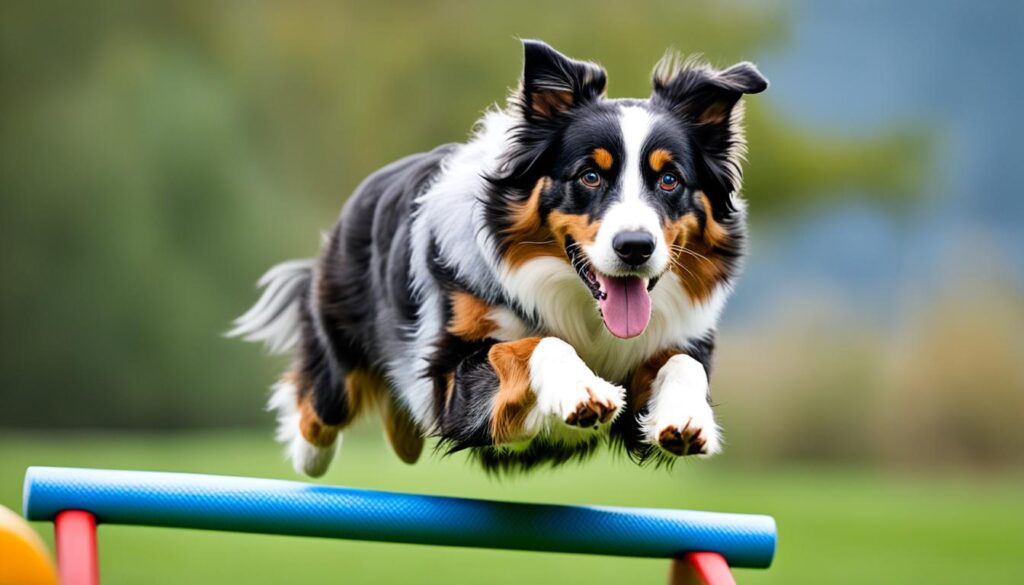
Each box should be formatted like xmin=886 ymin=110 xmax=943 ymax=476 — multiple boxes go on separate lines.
xmin=653 ymin=57 xmax=767 ymax=125
xmin=517 ymin=40 xmax=607 ymax=121
xmin=652 ymin=55 xmax=768 ymax=205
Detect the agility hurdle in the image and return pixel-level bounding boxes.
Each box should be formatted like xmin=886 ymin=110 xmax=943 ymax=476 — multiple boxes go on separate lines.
xmin=23 ymin=467 xmax=775 ymax=584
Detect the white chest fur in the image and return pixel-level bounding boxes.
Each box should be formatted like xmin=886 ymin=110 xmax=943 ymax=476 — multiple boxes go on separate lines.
xmin=498 ymin=257 xmax=728 ymax=383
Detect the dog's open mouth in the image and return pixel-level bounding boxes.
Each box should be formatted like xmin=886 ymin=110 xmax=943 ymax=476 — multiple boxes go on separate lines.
xmin=566 ymin=238 xmax=654 ymax=339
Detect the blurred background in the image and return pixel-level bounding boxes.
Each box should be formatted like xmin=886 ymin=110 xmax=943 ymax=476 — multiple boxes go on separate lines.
xmin=1 ymin=1 xmax=1022 ymax=583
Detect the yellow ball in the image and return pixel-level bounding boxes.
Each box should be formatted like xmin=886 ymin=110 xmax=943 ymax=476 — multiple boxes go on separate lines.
xmin=0 ymin=505 xmax=58 ymax=585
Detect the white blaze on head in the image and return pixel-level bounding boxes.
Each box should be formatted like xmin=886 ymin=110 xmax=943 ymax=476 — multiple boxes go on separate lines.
xmin=586 ymin=106 xmax=669 ymax=276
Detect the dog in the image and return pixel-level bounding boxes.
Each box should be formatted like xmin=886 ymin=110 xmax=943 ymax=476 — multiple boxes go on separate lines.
xmin=230 ymin=40 xmax=767 ymax=475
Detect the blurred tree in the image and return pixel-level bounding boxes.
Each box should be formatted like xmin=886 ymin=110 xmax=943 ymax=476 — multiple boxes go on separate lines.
xmin=0 ymin=0 xmax=925 ymax=427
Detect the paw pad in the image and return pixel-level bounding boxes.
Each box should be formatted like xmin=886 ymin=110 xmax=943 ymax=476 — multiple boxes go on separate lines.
xmin=657 ymin=420 xmax=708 ymax=456
xmin=564 ymin=387 xmax=618 ymax=428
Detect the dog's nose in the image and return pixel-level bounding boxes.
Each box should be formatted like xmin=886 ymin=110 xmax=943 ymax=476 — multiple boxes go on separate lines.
xmin=612 ymin=231 xmax=656 ymax=266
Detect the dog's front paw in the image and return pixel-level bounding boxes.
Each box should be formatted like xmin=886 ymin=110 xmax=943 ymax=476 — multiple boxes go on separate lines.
xmin=561 ymin=377 xmax=624 ymax=429
xmin=653 ymin=412 xmax=721 ymax=457
xmin=528 ymin=337 xmax=625 ymax=436
xmin=641 ymin=354 xmax=722 ymax=458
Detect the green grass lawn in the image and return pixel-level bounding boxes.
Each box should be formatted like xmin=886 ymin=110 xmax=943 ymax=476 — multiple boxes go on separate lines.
xmin=2 ymin=430 xmax=1022 ymax=584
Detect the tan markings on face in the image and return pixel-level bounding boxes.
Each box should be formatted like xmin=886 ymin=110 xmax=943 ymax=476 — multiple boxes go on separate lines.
xmin=661 ymin=211 xmax=699 ymax=261
xmin=628 ymin=349 xmax=681 ymax=413
xmin=488 ymin=337 xmax=542 ymax=443
xmin=648 ymin=148 xmax=673 ymax=173
xmin=663 ymin=191 xmax=732 ymax=303
xmin=699 ymin=192 xmax=729 ymax=247
xmin=380 ymin=394 xmax=424 ymax=464
xmin=592 ymin=148 xmax=614 ymax=171
xmin=547 ymin=210 xmax=601 ymax=248
xmin=531 ymin=90 xmax=574 ymax=118
xmin=503 ymin=177 xmax=563 ymax=268
xmin=448 ymin=291 xmax=496 ymax=341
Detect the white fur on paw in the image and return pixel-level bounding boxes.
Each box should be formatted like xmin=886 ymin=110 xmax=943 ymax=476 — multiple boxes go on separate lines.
xmin=558 ymin=376 xmax=624 ymax=428
xmin=268 ymin=380 xmax=339 ymax=477
xmin=640 ymin=354 xmax=722 ymax=458
xmin=289 ymin=433 xmax=339 ymax=478
xmin=527 ymin=337 xmax=625 ymax=438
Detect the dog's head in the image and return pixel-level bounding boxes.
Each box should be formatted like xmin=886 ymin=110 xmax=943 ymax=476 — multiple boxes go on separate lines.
xmin=487 ymin=40 xmax=767 ymax=339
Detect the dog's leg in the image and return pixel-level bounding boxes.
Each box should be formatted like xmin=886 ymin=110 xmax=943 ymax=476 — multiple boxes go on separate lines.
xmin=627 ymin=350 xmax=722 ymax=458
xmin=439 ymin=337 xmax=625 ymax=448
xmin=269 ymin=373 xmax=341 ymax=479
xmin=270 ymin=299 xmax=365 ymax=478
xmin=523 ymin=337 xmax=626 ymax=439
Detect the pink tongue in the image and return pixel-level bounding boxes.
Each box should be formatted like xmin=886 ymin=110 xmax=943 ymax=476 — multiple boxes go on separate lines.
xmin=595 ymin=274 xmax=652 ymax=339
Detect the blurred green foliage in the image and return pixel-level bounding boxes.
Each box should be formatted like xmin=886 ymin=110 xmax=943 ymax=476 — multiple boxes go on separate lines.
xmin=0 ymin=1 xmax=923 ymax=429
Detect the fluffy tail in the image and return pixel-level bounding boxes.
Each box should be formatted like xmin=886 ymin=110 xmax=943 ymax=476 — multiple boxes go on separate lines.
xmin=227 ymin=259 xmax=314 ymax=354
xmin=229 ymin=259 xmax=342 ymax=477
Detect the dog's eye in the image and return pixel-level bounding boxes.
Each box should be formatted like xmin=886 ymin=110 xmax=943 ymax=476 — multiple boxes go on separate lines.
xmin=658 ymin=173 xmax=680 ymax=192
xmin=579 ymin=170 xmax=602 ymax=189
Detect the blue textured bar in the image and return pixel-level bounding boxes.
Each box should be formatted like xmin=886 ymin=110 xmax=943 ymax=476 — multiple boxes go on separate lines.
xmin=24 ymin=466 xmax=775 ymax=568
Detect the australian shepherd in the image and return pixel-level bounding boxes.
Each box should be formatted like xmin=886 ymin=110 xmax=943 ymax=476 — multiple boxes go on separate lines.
xmin=230 ymin=40 xmax=767 ymax=475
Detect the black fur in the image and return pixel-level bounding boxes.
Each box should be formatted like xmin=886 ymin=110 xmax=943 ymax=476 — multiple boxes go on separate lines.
xmin=301 ymin=147 xmax=455 ymax=425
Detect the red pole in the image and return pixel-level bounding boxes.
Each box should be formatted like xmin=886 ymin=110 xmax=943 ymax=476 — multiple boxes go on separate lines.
xmin=55 ymin=510 xmax=99 ymax=585
xmin=668 ymin=552 xmax=736 ymax=585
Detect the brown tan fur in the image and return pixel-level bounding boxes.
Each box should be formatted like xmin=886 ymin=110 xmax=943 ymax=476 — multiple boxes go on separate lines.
xmin=697 ymin=192 xmax=730 ymax=247
xmin=298 ymin=397 xmax=340 ymax=448
xmin=530 ymin=90 xmax=574 ymax=118
xmin=628 ymin=349 xmax=682 ymax=413
xmin=443 ymin=372 xmax=456 ymax=412
xmin=294 ymin=366 xmax=423 ymax=463
xmin=341 ymin=369 xmax=378 ymax=419
xmin=502 ymin=178 xmax=563 ymax=267
xmin=286 ymin=369 xmax=344 ymax=448
xmin=699 ymin=102 xmax=731 ymax=125
xmin=448 ymin=291 xmax=496 ymax=341
xmin=548 ymin=210 xmax=600 ymax=249
xmin=347 ymin=368 xmax=425 ymax=464
xmin=648 ymin=148 xmax=673 ymax=173
xmin=380 ymin=394 xmax=425 ymax=464
xmin=294 ymin=368 xmax=368 ymax=448
xmin=592 ymin=147 xmax=614 ymax=171
xmin=502 ymin=177 xmax=600 ymax=268
xmin=488 ymin=337 xmax=542 ymax=443
xmin=662 ymin=192 xmax=732 ymax=303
